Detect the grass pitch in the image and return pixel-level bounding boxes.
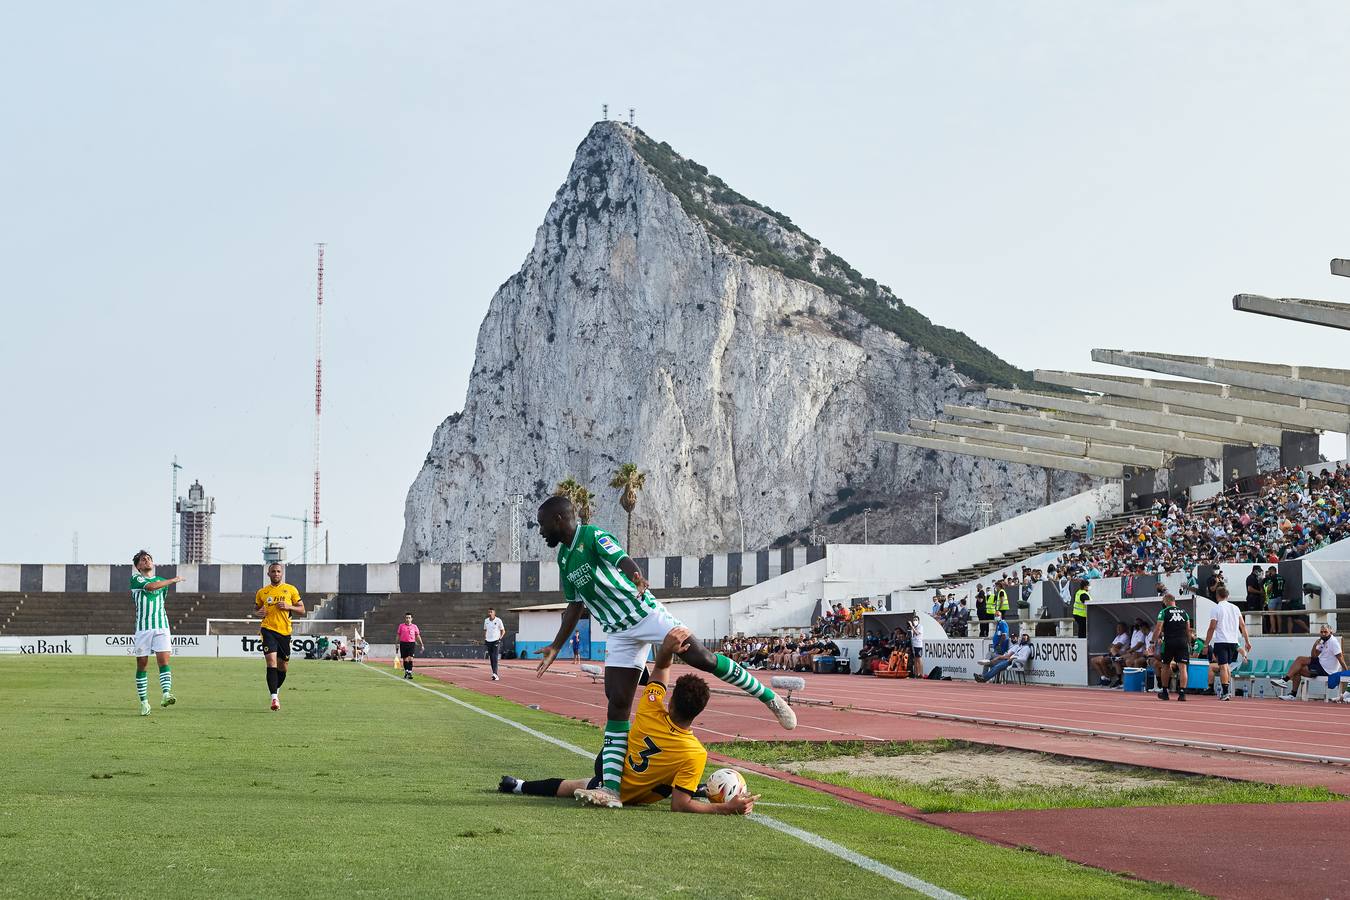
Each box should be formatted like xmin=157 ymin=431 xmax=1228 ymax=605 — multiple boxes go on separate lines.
xmin=0 ymin=657 xmax=1199 ymax=899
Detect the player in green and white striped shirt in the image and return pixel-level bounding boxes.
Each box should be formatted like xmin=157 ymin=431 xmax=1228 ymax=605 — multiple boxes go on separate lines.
xmin=130 ymin=550 xmax=183 ymax=716
xmin=534 ymin=495 xmax=796 ymax=809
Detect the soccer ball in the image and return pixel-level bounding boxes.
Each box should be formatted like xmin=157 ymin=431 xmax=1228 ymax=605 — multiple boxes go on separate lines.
xmin=705 ymin=767 xmax=747 ymax=803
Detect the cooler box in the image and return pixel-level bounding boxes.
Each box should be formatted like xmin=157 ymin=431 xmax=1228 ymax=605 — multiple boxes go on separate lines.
xmin=834 ymin=658 xmax=852 ymax=674
xmin=1122 ymin=667 xmax=1146 ymax=692
xmin=1187 ymin=659 xmax=1210 ymax=691
xmin=813 ymin=656 xmax=836 ymax=674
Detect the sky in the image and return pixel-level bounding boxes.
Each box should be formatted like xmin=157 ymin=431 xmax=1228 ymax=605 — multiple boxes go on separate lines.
xmin=3 ymin=2 xmax=1349 ymax=564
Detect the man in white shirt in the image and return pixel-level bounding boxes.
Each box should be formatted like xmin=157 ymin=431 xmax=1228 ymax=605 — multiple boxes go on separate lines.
xmin=1125 ymin=620 xmax=1149 ymax=668
xmin=1093 ymin=622 xmax=1130 ymax=687
xmin=1203 ymin=586 xmax=1252 ymax=701
xmin=975 ymin=633 xmax=1033 ymax=683
xmin=1271 ymin=625 xmax=1347 ymax=701
xmin=909 ymin=613 xmax=925 ymax=678
xmin=483 ymin=608 xmax=506 ymax=682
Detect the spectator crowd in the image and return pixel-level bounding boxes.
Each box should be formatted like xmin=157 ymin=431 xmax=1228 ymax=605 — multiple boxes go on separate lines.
xmin=1049 ymin=464 xmax=1350 ymax=580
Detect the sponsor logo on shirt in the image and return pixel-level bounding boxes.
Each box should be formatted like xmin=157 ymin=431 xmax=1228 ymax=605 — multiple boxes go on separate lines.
xmin=566 ymin=562 xmax=593 ymax=587
xmin=597 ymin=535 xmax=620 ymax=554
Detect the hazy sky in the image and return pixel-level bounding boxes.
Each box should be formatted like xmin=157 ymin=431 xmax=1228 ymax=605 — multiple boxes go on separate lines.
xmin=3 ymin=2 xmax=1348 ymax=564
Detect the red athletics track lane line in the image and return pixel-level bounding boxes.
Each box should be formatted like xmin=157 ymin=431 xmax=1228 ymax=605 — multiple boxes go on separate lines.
xmin=763 ymin=675 xmax=1350 ymax=744
xmin=661 ymin=666 xmax=1350 ymax=751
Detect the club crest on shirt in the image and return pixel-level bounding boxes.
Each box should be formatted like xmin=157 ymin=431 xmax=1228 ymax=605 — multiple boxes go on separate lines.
xmin=597 ymin=534 xmax=619 ymax=554
xmin=647 ymin=691 xmax=658 ymax=702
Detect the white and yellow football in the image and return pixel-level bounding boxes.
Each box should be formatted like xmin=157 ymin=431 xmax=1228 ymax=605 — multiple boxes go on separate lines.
xmin=705 ymin=767 xmax=747 ymax=803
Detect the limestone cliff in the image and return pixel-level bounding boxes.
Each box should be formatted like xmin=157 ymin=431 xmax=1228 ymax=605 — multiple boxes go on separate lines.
xmin=400 ymin=123 xmax=1093 ymax=562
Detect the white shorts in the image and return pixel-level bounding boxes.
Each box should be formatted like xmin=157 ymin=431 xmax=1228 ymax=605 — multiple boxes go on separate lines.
xmin=132 ymin=628 xmax=172 ymax=656
xmin=603 ymin=605 xmax=684 ymax=670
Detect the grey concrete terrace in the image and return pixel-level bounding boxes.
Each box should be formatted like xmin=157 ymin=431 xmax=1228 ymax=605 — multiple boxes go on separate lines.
xmin=1092 ymin=350 xmax=1350 ymax=404
xmin=943 ymin=404 xmax=1228 ymax=458
xmin=873 ymin=430 xmax=1126 ymax=478
xmin=908 ymin=417 xmax=1168 ymax=468
xmin=1232 ymin=294 xmax=1350 ymax=332
xmin=1033 ymin=370 xmax=1342 ymax=432
xmin=985 ymin=387 xmax=1283 ymax=446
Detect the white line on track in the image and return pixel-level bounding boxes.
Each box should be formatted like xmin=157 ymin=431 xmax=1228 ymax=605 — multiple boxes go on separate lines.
xmin=358 ymin=663 xmax=964 ymax=900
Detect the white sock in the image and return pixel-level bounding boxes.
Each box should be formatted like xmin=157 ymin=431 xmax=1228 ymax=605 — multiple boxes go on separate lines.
xmin=271 ymin=692 xmax=278 ymax=700
xmin=512 ymin=781 xmax=522 ymax=794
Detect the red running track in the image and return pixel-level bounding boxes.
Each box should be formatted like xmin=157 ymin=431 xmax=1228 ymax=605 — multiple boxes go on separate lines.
xmin=405 ymin=660 xmax=1350 ymax=899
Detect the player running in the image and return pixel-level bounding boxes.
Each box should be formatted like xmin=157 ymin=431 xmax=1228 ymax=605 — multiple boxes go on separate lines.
xmin=501 ymin=627 xmax=759 ymax=815
xmin=534 ymin=495 xmax=794 ymax=810
xmin=1153 ymin=593 xmax=1193 ymax=701
xmin=129 ymin=550 xmax=183 ymax=716
xmin=254 ymin=562 xmax=305 ymax=710
xmin=398 ymin=613 xmax=423 ymax=680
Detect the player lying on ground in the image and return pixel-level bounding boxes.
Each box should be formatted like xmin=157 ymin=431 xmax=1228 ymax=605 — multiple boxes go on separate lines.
xmin=534 ymin=495 xmax=794 ymax=809
xmin=502 ymin=627 xmax=759 ymax=815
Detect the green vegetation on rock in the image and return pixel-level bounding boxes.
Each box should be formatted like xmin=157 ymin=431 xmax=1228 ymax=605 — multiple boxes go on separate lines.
xmin=628 ymin=128 xmax=1036 ymax=389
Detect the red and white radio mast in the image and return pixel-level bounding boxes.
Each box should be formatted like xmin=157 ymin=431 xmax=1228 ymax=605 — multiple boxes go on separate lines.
xmin=313 ymin=243 xmax=325 ymax=561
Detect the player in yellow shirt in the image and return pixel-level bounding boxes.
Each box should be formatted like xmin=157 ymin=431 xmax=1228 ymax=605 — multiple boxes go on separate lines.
xmin=497 ymin=627 xmax=759 ymax=815
xmin=254 ymin=562 xmax=305 ymax=711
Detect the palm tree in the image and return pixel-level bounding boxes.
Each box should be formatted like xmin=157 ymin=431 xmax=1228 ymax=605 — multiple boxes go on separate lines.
xmin=609 ymin=463 xmax=646 ymax=551
xmin=553 ymin=477 xmax=595 ymax=524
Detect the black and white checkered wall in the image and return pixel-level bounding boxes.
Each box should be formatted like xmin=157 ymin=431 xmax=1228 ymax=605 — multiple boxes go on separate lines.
xmin=0 ymin=547 xmax=826 ymax=594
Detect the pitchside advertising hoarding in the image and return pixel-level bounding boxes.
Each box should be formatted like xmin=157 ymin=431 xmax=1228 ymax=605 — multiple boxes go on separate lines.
xmin=924 ymin=637 xmax=1088 ymax=685
xmin=88 ymin=634 xmax=218 ymax=657
xmin=1 ymin=634 xmax=343 ymax=658
xmin=0 ymin=635 xmax=85 ymax=655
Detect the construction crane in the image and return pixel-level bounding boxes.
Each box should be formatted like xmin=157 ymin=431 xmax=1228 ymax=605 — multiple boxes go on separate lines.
xmin=271 ymin=513 xmax=313 ymax=564
xmin=218 ymin=530 xmax=294 ymax=565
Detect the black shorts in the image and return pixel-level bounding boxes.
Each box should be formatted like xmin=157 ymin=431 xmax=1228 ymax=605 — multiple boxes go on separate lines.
xmin=260 ymin=628 xmax=290 ymax=660
xmin=1159 ymin=641 xmax=1188 ymax=666
xmin=1309 ymin=658 xmax=1328 ymax=677
xmin=400 ymin=641 xmax=417 ymax=658
xmin=1212 ymin=643 xmax=1239 ymax=666
xmin=910 ymin=646 xmax=922 ymax=659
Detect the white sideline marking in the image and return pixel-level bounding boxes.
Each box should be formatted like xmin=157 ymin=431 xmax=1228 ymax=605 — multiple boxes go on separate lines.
xmin=359 ymin=663 xmax=965 ymax=899
xmin=749 ymin=814 xmax=965 ymax=900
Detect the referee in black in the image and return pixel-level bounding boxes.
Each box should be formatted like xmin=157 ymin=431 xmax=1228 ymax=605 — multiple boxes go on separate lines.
xmin=483 ymin=607 xmax=505 ymax=681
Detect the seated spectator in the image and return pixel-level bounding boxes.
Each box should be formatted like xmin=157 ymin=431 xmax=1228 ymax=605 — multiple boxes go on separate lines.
xmin=1124 ymin=618 xmax=1150 ymax=668
xmin=858 ymin=632 xmax=885 ymax=674
xmin=1092 ymin=622 xmax=1130 ymax=687
xmin=1271 ymin=624 xmax=1347 ymax=700
xmin=975 ymin=632 xmax=1033 ymax=683
xmin=353 ymin=636 xmax=369 ymax=661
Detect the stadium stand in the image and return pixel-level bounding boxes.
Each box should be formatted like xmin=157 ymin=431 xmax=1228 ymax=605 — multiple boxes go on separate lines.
xmin=908 ymin=508 xmax=1139 ymax=590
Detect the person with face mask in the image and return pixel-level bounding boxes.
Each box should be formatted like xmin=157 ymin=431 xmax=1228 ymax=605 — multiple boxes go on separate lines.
xmin=1271 ymin=625 xmax=1347 ymax=701
xmin=975 ymin=632 xmax=1033 ymax=683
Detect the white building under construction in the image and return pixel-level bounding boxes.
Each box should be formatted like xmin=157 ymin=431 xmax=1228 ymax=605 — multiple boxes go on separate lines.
xmin=177 ymin=480 xmax=216 ymax=564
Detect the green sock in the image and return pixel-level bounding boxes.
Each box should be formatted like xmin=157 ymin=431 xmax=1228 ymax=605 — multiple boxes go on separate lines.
xmin=135 ymin=672 xmax=148 ymax=701
xmin=712 ymin=653 xmax=775 ymax=703
xmin=158 ymin=664 xmax=172 ymax=695
xmin=601 ymin=720 xmax=629 ymax=793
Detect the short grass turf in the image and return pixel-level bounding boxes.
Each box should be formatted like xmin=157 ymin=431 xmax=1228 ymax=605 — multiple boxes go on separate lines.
xmin=0 ymin=658 xmax=1198 ymax=899
xmin=717 ymin=740 xmax=1337 ymax=813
